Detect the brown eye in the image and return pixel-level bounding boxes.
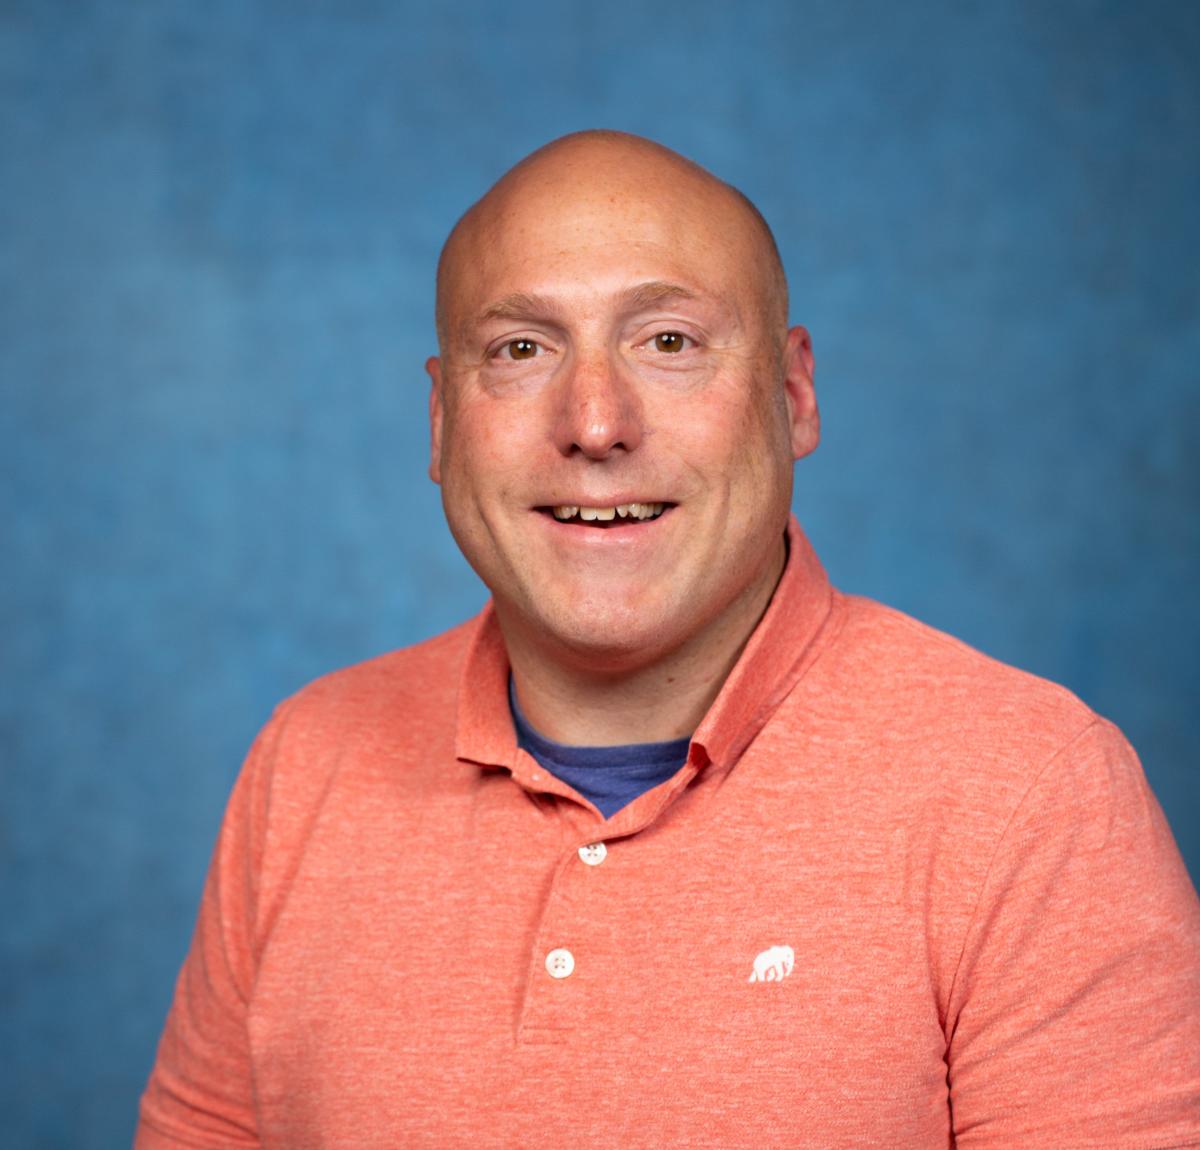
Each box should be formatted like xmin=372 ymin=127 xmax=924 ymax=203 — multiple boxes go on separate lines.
xmin=653 ymin=332 xmax=687 ymax=353
xmin=507 ymin=339 xmax=539 ymax=360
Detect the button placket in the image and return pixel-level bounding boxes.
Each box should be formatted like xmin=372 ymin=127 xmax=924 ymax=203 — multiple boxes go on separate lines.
xmin=518 ymin=839 xmax=614 ymax=1042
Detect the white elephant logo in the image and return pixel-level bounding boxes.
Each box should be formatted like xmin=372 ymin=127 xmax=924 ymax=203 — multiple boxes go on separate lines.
xmin=748 ymin=945 xmax=794 ymax=983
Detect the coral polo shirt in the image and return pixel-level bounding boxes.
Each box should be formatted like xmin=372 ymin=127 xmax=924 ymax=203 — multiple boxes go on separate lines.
xmin=137 ymin=519 xmax=1200 ymax=1148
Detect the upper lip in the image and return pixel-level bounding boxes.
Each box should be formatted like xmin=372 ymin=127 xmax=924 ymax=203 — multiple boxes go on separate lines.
xmin=535 ymin=497 xmax=674 ymax=507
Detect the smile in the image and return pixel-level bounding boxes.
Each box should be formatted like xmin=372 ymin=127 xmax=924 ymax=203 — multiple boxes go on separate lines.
xmin=542 ymin=503 xmax=671 ymax=526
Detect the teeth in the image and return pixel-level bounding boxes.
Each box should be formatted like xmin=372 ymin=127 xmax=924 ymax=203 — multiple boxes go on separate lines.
xmin=551 ymin=503 xmax=667 ymax=522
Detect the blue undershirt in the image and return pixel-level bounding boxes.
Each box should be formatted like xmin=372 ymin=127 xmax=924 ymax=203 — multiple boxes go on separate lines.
xmin=508 ymin=679 xmax=691 ymax=819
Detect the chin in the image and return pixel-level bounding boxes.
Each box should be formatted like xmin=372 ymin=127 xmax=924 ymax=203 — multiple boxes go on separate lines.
xmin=525 ymin=599 xmax=684 ymax=671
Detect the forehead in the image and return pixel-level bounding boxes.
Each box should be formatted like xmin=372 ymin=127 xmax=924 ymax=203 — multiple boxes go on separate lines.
xmin=444 ymin=169 xmax=765 ymax=337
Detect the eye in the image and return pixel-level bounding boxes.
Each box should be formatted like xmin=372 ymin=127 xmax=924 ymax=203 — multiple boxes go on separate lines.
xmin=650 ymin=331 xmax=691 ymax=354
xmin=497 ymin=338 xmax=542 ymax=361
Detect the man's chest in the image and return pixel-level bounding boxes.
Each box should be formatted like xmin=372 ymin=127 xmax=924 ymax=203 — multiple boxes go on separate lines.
xmin=244 ymin=772 xmax=954 ymax=1148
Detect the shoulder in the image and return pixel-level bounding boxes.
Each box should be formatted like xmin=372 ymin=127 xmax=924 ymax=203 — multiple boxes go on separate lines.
xmin=829 ymin=591 xmax=1097 ymax=734
xmin=221 ymin=613 xmax=487 ymax=877
xmin=801 ymin=591 xmax=1114 ymax=811
xmin=280 ymin=613 xmax=479 ymax=726
xmin=240 ymin=612 xmax=483 ymax=792
xmin=799 ymin=596 xmax=1184 ymax=940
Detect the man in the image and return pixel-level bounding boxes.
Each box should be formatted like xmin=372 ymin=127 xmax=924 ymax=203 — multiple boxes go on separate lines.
xmin=137 ymin=131 xmax=1200 ymax=1147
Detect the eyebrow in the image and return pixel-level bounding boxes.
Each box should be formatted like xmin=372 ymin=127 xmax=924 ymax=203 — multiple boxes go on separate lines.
xmin=479 ymin=291 xmax=562 ymax=324
xmin=617 ymin=280 xmax=701 ymax=311
xmin=476 ymin=280 xmax=705 ymax=326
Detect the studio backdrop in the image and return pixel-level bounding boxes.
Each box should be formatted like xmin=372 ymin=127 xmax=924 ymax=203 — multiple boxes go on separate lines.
xmin=3 ymin=2 xmax=1197 ymax=1147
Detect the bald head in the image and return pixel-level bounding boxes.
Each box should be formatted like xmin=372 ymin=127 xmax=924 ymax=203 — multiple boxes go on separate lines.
xmin=435 ymin=130 xmax=788 ymax=352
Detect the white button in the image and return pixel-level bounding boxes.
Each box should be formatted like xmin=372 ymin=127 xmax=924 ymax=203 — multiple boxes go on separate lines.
xmin=545 ymin=947 xmax=575 ymax=979
xmin=578 ymin=842 xmax=608 ymax=866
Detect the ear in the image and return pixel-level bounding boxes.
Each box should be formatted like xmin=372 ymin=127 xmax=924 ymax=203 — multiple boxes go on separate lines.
xmin=426 ymin=356 xmax=444 ymax=485
xmin=781 ymin=325 xmax=819 ymax=461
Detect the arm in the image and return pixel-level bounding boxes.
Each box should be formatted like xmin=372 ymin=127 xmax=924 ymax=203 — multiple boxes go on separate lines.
xmin=135 ymin=710 xmax=286 ymax=1149
xmin=946 ymin=719 xmax=1200 ymax=1146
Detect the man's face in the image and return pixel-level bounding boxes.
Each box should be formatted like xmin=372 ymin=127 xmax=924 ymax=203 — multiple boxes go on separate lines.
xmin=428 ymin=149 xmax=817 ymax=674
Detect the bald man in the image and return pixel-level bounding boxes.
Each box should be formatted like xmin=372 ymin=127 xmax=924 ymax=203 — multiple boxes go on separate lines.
xmin=138 ymin=132 xmax=1200 ymax=1149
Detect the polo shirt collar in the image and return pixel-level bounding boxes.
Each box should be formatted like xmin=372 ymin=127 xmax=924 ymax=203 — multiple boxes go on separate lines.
xmin=454 ymin=515 xmax=835 ymax=777
xmin=690 ymin=516 xmax=833 ymax=775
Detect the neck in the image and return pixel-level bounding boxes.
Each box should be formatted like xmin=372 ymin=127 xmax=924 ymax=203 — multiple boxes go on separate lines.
xmin=501 ymin=539 xmax=787 ymax=746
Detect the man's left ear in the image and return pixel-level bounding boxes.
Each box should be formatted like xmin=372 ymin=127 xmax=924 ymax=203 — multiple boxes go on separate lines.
xmin=782 ymin=325 xmax=819 ymax=461
xmin=425 ymin=356 xmax=444 ymax=484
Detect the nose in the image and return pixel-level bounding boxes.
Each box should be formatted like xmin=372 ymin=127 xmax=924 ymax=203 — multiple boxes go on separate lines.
xmin=552 ymin=349 xmax=644 ymax=459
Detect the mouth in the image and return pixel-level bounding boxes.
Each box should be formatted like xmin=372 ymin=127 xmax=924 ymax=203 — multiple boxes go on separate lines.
xmin=536 ymin=502 xmax=673 ymax=528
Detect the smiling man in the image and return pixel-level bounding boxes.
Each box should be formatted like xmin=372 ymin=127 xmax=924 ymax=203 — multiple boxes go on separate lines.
xmin=138 ymin=132 xmax=1200 ymax=1149
xmin=428 ymin=134 xmax=814 ymax=751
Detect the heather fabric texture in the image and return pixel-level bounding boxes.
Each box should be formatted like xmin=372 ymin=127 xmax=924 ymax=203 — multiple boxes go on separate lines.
xmin=136 ymin=519 xmax=1200 ymax=1149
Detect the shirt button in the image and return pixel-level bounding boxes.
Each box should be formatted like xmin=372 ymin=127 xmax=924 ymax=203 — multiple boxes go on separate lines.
xmin=578 ymin=842 xmax=608 ymax=866
xmin=545 ymin=948 xmax=575 ymax=979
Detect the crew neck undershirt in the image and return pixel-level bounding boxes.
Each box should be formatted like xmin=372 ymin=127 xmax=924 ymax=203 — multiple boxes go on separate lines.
xmin=508 ymin=679 xmax=691 ymax=819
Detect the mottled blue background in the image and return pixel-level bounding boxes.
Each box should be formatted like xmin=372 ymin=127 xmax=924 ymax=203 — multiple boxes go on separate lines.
xmin=3 ymin=1 xmax=1197 ymax=1145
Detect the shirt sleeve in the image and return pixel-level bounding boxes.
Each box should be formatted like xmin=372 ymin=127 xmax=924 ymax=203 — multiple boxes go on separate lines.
xmin=946 ymin=717 xmax=1200 ymax=1147
xmin=134 ymin=708 xmax=286 ymax=1149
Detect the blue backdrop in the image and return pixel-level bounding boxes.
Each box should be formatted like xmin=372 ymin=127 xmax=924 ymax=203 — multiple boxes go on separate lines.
xmin=3 ymin=2 xmax=1197 ymax=1145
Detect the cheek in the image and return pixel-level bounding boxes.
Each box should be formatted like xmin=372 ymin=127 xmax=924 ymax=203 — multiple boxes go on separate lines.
xmin=440 ymin=397 xmax=555 ymax=521
xmin=672 ymin=387 xmax=787 ymax=486
xmin=444 ymin=401 xmax=523 ymax=483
